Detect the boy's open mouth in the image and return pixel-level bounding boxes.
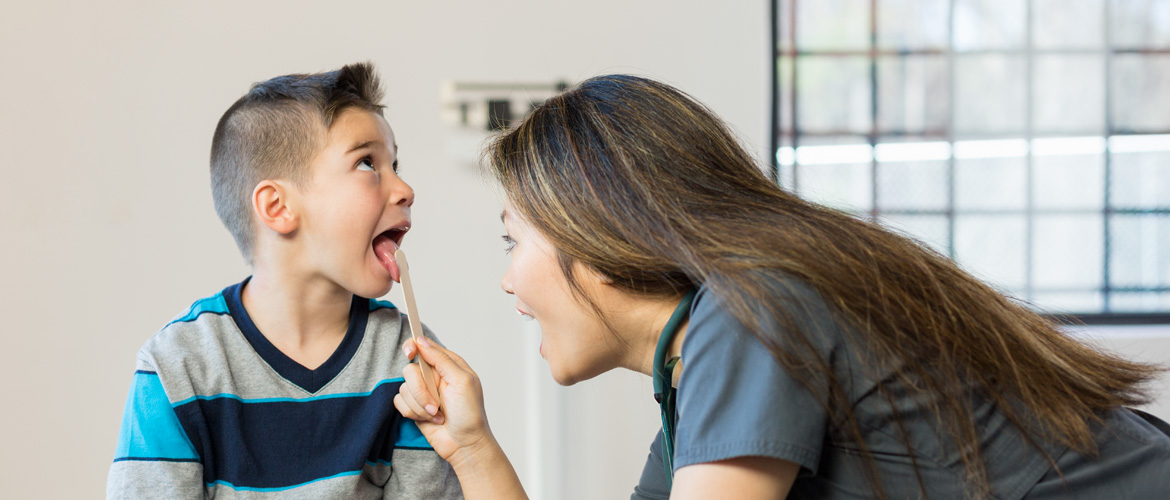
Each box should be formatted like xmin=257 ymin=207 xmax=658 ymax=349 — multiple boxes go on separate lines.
xmin=373 ymin=225 xmax=409 ymax=282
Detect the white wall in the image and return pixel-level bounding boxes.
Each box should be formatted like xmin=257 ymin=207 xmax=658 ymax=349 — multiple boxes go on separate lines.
xmin=0 ymin=1 xmax=768 ymax=498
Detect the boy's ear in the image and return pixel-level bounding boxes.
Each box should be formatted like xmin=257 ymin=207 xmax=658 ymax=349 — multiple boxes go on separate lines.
xmin=252 ymin=180 xmax=298 ymax=234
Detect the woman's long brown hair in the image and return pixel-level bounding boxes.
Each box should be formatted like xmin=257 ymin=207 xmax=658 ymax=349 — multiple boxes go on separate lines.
xmin=485 ymin=74 xmax=1163 ymax=498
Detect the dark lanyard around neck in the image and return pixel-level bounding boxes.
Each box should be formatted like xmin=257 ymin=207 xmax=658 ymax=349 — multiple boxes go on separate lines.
xmin=652 ymin=288 xmax=697 ymax=488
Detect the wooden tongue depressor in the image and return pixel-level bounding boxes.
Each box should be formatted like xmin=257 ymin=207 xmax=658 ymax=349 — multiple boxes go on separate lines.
xmin=393 ymin=248 xmax=442 ymax=407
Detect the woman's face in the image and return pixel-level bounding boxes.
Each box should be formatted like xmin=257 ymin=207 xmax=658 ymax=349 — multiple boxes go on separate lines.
xmin=499 ymin=202 xmax=626 ymax=385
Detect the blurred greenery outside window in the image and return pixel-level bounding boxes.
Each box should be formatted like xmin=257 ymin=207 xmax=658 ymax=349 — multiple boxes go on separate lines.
xmin=772 ymin=0 xmax=1170 ymax=320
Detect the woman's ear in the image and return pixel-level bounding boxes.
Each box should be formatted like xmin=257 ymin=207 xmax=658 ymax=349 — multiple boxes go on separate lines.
xmin=252 ymin=180 xmax=298 ymax=234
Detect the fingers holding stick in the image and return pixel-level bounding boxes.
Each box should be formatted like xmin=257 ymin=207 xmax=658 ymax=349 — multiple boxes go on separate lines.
xmin=396 ymin=359 xmax=443 ymax=424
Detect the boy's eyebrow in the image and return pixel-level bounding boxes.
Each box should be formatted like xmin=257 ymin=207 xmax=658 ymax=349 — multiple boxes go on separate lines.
xmin=345 ymin=140 xmax=398 ymax=154
xmin=500 ymin=210 xmax=507 ymax=223
xmin=346 ymin=140 xmax=379 ymax=154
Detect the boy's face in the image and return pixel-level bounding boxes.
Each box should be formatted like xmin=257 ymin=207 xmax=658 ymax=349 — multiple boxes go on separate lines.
xmin=292 ymin=108 xmax=412 ymax=298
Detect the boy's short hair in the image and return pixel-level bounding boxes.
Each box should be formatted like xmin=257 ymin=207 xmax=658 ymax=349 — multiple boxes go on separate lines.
xmin=210 ymin=62 xmax=385 ymax=263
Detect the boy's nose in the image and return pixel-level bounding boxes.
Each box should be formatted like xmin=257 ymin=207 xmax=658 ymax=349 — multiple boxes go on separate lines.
xmin=389 ymin=177 xmax=415 ymax=207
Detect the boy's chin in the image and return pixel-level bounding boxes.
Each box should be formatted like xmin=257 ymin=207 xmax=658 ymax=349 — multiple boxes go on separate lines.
xmin=350 ymin=278 xmax=395 ymax=300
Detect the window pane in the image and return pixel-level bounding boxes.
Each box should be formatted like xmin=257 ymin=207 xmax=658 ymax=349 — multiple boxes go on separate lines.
xmin=777 ymin=136 xmax=796 ymax=192
xmin=955 ymin=55 xmax=1026 ymax=134
xmin=878 ymin=0 xmax=950 ymax=50
xmin=1034 ymin=0 xmax=1105 ymax=49
xmin=1031 ymin=292 xmax=1104 ymax=314
xmin=1110 ymin=150 xmax=1170 ymax=208
xmin=794 ymin=136 xmax=873 ymax=212
xmin=954 ymin=0 xmax=1026 ymax=51
xmin=955 ymin=157 xmax=1027 ymax=210
xmin=1112 ymin=54 xmax=1170 ymax=132
xmin=1033 ymin=55 xmax=1104 ymax=134
xmin=877 ymin=160 xmax=949 ymax=210
xmin=877 ymin=213 xmax=951 ymax=255
xmin=797 ymin=57 xmax=872 ymax=133
xmin=1033 ymin=214 xmax=1104 ymax=289
xmin=1109 ymin=214 xmax=1170 ymax=288
xmin=954 ymin=214 xmax=1028 ymax=292
xmin=778 ymin=56 xmax=795 ymax=133
xmin=878 ymin=55 xmax=949 ymax=134
xmin=796 ymin=162 xmax=873 ymax=213
xmin=1033 ymin=151 xmax=1104 ymax=210
xmin=796 ymin=0 xmax=871 ymax=50
xmin=1111 ymin=0 xmax=1170 ymax=48
xmin=1111 ymin=292 xmax=1170 ymax=312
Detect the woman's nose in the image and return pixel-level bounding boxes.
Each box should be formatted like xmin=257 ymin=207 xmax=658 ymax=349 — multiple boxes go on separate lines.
xmin=500 ymin=271 xmax=514 ymax=295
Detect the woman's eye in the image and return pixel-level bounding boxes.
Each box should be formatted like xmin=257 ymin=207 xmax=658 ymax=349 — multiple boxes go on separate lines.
xmin=501 ymin=235 xmax=516 ymax=254
xmin=357 ymin=157 xmax=376 ymax=172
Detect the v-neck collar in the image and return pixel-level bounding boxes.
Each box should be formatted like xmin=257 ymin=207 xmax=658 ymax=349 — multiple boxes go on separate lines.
xmin=223 ymin=277 xmax=368 ymax=394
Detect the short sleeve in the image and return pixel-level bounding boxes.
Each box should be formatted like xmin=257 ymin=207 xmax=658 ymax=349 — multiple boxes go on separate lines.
xmin=630 ymin=430 xmax=671 ymax=500
xmin=672 ymin=286 xmax=828 ymax=475
xmin=108 ymin=357 xmax=204 ymax=500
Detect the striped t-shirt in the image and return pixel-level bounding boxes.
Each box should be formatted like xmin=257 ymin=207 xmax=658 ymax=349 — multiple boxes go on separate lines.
xmin=107 ymin=279 xmax=462 ymax=499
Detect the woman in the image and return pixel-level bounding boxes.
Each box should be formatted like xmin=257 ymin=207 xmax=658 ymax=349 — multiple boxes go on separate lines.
xmin=394 ymin=75 xmax=1170 ymax=499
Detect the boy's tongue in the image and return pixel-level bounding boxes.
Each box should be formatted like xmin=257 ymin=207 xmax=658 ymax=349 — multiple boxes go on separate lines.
xmin=373 ymin=234 xmax=401 ymax=282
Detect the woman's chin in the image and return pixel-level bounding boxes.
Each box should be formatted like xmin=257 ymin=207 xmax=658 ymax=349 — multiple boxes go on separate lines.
xmin=548 ymin=364 xmax=580 ymax=386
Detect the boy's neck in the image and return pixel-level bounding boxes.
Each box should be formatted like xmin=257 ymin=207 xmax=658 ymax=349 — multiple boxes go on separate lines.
xmin=241 ymin=267 xmax=353 ymax=370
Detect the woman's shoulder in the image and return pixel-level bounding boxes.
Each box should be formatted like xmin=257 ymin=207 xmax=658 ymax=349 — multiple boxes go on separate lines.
xmin=686 ymin=271 xmax=850 ymax=356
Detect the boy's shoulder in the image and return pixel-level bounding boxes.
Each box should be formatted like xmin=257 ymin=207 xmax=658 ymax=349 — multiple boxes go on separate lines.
xmin=144 ymin=288 xmax=233 ymax=350
xmin=135 ymin=287 xmax=239 ymax=375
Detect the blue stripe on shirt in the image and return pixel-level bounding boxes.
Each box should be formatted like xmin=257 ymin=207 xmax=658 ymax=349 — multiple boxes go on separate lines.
xmin=368 ymin=298 xmax=398 ymax=311
xmin=207 ymin=470 xmax=364 ymax=492
xmin=395 ymin=416 xmax=431 ymax=449
xmin=114 ymin=371 xmax=200 ymax=462
xmin=170 ymin=377 xmax=408 ymax=407
xmin=166 ymin=292 xmax=230 ymax=327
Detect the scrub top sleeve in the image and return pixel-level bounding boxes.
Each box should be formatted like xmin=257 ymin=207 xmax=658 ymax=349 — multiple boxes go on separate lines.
xmin=630 ymin=430 xmax=672 ymax=500
xmin=672 ymin=287 xmax=829 ymax=476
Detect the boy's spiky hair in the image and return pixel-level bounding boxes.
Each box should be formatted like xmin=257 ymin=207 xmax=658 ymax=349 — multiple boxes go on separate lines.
xmin=210 ymin=62 xmax=385 ymax=263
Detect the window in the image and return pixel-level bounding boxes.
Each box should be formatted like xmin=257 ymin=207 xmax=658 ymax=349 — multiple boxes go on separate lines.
xmin=771 ymin=0 xmax=1170 ymax=320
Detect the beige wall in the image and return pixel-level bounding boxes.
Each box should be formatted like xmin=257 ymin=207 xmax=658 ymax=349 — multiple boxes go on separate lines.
xmin=0 ymin=1 xmax=767 ymax=498
xmin=2 ymin=2 xmax=1167 ymax=500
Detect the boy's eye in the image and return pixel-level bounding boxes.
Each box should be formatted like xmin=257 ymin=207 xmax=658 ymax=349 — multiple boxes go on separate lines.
xmin=501 ymin=235 xmax=516 ymax=254
xmin=357 ymin=157 xmax=376 ymax=172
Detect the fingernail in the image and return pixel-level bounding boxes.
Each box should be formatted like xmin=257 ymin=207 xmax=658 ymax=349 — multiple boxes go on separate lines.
xmin=433 ymin=414 xmax=445 ymax=424
xmin=417 ymin=336 xmax=432 ymax=348
xmin=425 ymin=404 xmax=438 ymax=416
xmin=403 ymin=343 xmax=414 ymax=356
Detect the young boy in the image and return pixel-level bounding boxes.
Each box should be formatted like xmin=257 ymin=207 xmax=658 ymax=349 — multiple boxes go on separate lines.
xmin=107 ymin=63 xmax=462 ymax=499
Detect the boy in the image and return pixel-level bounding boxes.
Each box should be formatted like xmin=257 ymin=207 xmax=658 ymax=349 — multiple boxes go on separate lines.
xmin=107 ymin=62 xmax=462 ymax=499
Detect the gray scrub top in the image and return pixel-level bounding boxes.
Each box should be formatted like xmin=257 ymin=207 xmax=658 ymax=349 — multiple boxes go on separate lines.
xmin=631 ymin=278 xmax=1170 ymax=499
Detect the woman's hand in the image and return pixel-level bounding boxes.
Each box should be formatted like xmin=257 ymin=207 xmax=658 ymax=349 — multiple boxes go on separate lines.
xmin=395 ymin=338 xmax=530 ymax=500
xmin=395 ymin=337 xmax=493 ymax=466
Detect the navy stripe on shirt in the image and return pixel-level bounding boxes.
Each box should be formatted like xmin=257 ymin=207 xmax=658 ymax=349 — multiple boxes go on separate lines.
xmin=173 ymin=379 xmax=421 ymax=489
